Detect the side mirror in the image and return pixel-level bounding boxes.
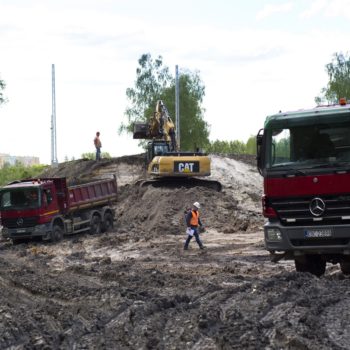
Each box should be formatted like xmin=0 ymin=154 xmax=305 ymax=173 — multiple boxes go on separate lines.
xmin=256 ymin=129 xmax=264 ymax=175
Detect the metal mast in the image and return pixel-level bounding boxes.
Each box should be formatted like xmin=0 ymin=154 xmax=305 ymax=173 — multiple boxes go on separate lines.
xmin=51 ymin=64 xmax=58 ymax=165
xmin=175 ymin=65 xmax=180 ymax=149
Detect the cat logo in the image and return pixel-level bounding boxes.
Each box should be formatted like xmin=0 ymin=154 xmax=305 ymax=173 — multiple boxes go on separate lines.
xmin=174 ymin=161 xmax=199 ymax=173
xmin=178 ymin=162 xmax=194 ymax=173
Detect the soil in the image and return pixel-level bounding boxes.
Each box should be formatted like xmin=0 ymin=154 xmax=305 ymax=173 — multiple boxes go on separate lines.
xmin=1 ymin=154 xmax=349 ymax=349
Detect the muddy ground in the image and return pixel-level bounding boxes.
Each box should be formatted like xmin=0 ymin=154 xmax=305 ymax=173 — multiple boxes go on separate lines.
xmin=1 ymin=154 xmax=350 ymax=349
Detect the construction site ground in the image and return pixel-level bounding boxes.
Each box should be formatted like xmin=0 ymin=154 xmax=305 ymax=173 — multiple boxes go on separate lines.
xmin=1 ymin=154 xmax=350 ymax=349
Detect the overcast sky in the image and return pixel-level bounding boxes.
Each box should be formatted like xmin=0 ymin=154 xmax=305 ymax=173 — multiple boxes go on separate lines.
xmin=1 ymin=0 xmax=350 ymax=164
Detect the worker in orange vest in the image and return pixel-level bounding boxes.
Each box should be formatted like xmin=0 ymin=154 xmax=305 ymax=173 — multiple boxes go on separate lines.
xmin=184 ymin=202 xmax=205 ymax=250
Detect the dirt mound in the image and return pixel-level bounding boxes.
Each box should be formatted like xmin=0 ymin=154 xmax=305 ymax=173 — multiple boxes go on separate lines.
xmin=115 ymin=183 xmax=261 ymax=240
xmin=39 ymin=153 xmax=263 ymax=239
xmin=212 ymin=153 xmax=257 ymax=166
xmin=41 ymin=154 xmax=145 ymax=186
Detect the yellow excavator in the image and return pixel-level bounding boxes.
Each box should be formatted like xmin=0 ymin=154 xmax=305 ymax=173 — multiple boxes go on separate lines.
xmin=133 ymin=100 xmax=221 ymax=191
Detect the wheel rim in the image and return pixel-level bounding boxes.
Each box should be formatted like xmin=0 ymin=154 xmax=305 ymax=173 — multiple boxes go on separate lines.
xmin=91 ymin=216 xmax=101 ymax=234
xmin=104 ymin=214 xmax=113 ymax=232
xmin=52 ymin=226 xmax=63 ymax=242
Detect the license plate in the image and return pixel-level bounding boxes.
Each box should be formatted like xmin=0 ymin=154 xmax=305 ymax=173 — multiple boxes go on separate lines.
xmin=16 ymin=229 xmax=26 ymax=233
xmin=304 ymin=229 xmax=332 ymax=238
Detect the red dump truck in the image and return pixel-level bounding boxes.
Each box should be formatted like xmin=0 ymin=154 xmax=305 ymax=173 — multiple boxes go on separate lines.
xmin=257 ymin=98 xmax=350 ymax=276
xmin=0 ymin=177 xmax=117 ymax=243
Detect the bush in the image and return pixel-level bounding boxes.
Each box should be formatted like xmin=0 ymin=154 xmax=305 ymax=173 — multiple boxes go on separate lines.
xmin=81 ymin=152 xmax=111 ymax=160
xmin=0 ymin=163 xmax=48 ymax=186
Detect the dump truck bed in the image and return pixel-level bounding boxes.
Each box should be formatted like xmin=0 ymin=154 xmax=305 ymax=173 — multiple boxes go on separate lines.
xmin=67 ymin=178 xmax=117 ymax=212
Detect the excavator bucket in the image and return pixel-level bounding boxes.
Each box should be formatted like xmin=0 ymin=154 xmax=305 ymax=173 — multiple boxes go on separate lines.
xmin=133 ymin=123 xmax=149 ymax=139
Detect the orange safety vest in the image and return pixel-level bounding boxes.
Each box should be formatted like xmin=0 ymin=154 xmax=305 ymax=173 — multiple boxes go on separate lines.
xmin=190 ymin=210 xmax=199 ymax=226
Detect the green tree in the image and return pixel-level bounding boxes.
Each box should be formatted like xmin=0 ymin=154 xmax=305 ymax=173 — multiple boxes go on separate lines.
xmin=120 ymin=54 xmax=172 ymax=134
xmin=0 ymin=163 xmax=47 ymax=186
xmin=245 ymin=136 xmax=256 ymax=155
xmin=120 ymin=53 xmax=210 ymax=151
xmin=0 ymin=76 xmax=7 ymax=105
xmin=207 ymin=139 xmax=246 ymax=154
xmin=315 ymin=52 xmax=350 ymax=104
xmin=158 ymin=71 xmax=210 ymax=151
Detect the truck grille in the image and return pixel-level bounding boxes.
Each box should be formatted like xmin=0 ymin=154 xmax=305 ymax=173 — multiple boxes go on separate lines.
xmin=291 ymin=238 xmax=350 ymax=246
xmin=2 ymin=216 xmax=39 ymax=228
xmin=271 ymin=194 xmax=350 ymax=226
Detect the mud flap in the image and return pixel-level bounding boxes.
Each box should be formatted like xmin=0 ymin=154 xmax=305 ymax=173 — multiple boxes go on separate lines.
xmin=269 ymin=251 xmax=287 ymax=263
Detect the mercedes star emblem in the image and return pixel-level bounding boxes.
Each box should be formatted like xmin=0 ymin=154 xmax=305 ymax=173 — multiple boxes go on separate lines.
xmin=16 ymin=218 xmax=24 ymax=226
xmin=309 ymin=197 xmax=326 ymax=217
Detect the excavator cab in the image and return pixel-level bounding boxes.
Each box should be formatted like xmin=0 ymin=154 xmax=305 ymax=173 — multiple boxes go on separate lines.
xmin=146 ymin=141 xmax=170 ymax=163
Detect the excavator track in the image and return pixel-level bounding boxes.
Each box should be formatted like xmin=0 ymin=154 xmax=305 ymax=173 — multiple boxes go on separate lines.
xmin=136 ymin=177 xmax=222 ymax=192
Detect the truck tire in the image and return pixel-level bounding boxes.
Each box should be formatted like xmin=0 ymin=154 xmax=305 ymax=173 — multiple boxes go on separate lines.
xmin=51 ymin=225 xmax=63 ymax=242
xmin=103 ymin=213 xmax=114 ymax=232
xmin=90 ymin=215 xmax=101 ymax=235
xmin=294 ymin=255 xmax=326 ymax=277
xmin=340 ymin=262 xmax=350 ymax=275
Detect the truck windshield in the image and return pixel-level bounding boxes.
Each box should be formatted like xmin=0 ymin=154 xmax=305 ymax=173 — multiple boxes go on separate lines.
xmin=266 ymin=122 xmax=350 ymax=169
xmin=0 ymin=188 xmax=41 ymax=210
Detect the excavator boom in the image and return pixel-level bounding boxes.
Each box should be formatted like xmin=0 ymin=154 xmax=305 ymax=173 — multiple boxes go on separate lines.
xmin=133 ymin=100 xmax=176 ymax=151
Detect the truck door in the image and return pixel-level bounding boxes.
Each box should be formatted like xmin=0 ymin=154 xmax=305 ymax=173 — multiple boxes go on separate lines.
xmin=40 ymin=186 xmax=59 ymax=223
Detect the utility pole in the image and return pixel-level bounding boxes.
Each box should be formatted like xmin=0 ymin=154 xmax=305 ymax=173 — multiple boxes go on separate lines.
xmin=175 ymin=65 xmax=180 ymax=150
xmin=51 ymin=64 xmax=58 ymax=166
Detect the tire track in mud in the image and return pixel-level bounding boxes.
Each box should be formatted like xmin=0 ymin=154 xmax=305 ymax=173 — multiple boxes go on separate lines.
xmin=2 ymin=234 xmax=350 ymax=349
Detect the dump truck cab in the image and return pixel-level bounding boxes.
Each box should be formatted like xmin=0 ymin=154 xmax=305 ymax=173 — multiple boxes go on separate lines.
xmin=0 ymin=179 xmax=63 ymax=241
xmin=257 ymin=99 xmax=350 ymax=275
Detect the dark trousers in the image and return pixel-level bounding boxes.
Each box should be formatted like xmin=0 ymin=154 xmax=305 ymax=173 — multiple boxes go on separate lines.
xmin=184 ymin=227 xmax=203 ymax=248
xmin=96 ymin=148 xmax=101 ymax=160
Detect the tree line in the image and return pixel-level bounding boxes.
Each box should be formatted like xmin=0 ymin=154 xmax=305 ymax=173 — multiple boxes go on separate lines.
xmin=0 ymin=163 xmax=47 ymax=186
xmin=120 ymin=51 xmax=350 ymax=156
xmin=1 ymin=51 xmax=350 ymax=163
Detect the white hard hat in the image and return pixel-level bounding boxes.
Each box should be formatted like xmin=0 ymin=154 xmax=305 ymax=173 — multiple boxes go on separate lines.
xmin=193 ymin=202 xmax=200 ymax=209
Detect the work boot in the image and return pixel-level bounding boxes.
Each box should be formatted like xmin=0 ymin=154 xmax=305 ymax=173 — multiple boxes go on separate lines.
xmin=200 ymin=245 xmax=206 ymax=250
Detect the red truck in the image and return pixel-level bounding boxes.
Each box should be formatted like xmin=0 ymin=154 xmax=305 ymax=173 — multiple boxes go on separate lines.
xmin=257 ymin=98 xmax=350 ymax=276
xmin=0 ymin=177 xmax=117 ymax=243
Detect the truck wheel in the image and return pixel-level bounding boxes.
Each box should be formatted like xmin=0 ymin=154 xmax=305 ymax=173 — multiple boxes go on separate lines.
xmin=51 ymin=225 xmax=63 ymax=242
xmin=103 ymin=213 xmax=114 ymax=232
xmin=90 ymin=215 xmax=101 ymax=234
xmin=295 ymin=258 xmax=308 ymax=273
xmin=295 ymin=255 xmax=326 ymax=277
xmin=340 ymin=262 xmax=350 ymax=275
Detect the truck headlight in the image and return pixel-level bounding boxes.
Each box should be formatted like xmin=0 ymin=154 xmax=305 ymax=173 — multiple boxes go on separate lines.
xmin=266 ymin=228 xmax=282 ymax=241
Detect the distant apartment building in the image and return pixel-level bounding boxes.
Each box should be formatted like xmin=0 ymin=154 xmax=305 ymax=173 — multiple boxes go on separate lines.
xmin=0 ymin=153 xmax=40 ymax=168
